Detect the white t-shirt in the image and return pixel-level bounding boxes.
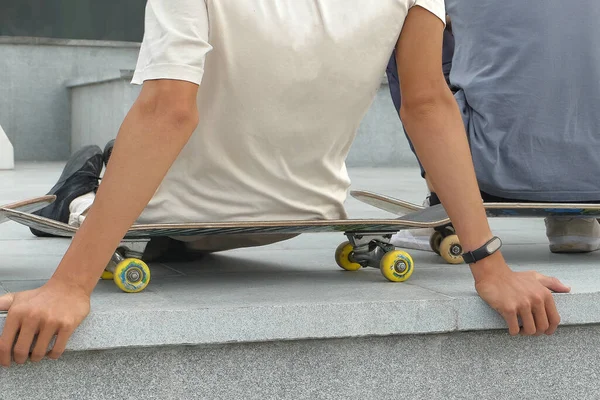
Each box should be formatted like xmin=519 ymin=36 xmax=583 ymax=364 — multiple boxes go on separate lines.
xmin=132 ymin=0 xmax=445 ymax=224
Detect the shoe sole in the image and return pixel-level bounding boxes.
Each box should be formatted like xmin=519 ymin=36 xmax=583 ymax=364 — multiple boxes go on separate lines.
xmin=549 ymin=236 xmax=600 ymax=253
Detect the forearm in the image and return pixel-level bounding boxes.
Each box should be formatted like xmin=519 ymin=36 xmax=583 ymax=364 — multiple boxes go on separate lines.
xmin=400 ymin=92 xmax=509 ymax=278
xmin=51 ymin=85 xmax=199 ymax=294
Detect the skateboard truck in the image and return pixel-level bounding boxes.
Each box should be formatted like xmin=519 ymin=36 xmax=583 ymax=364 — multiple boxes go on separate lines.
xmin=335 ymin=232 xmax=414 ymax=282
xmin=346 ymin=232 xmax=395 ymax=269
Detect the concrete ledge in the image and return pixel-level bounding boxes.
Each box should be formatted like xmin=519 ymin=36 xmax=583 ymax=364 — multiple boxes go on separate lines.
xmin=2 ymin=166 xmax=600 ymax=351
xmin=66 ymin=70 xmax=134 ymax=89
xmin=1 ymin=256 xmax=595 ymax=353
xmin=0 ymin=36 xmax=141 ymax=48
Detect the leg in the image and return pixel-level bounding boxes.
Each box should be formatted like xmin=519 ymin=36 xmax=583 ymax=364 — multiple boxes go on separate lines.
xmin=140 ymin=233 xmax=300 ymax=263
xmin=179 ymin=233 xmax=299 ymax=253
xmin=31 ymin=145 xmax=103 ymax=237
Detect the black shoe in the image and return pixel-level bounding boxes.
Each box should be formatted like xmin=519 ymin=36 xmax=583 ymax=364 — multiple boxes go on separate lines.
xmin=103 ymin=139 xmax=115 ymax=167
xmin=426 ymin=192 xmax=441 ymax=207
xmin=30 ymin=145 xmax=104 ymax=237
xmin=427 ymin=192 xmax=455 ymax=235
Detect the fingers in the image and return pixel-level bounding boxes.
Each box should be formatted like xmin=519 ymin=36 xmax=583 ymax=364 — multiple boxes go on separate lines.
xmin=535 ymin=274 xmax=563 ymax=334
xmin=47 ymin=325 xmax=75 ymax=360
xmin=30 ymin=324 xmax=58 ymax=363
xmin=538 ymin=275 xmax=571 ymax=293
xmin=0 ymin=293 xmax=14 ymax=311
xmin=0 ymin=311 xmax=21 ymax=367
xmin=519 ymin=306 xmax=537 ymax=336
xmin=0 ymin=285 xmax=88 ymax=367
xmin=531 ymin=299 xmax=550 ymax=336
xmin=512 ymin=286 xmax=559 ymax=336
xmin=12 ymin=319 xmax=39 ymax=365
xmin=502 ymin=309 xmax=521 ymax=336
xmin=544 ymin=292 xmax=561 ymax=335
xmin=1 ymin=318 xmax=74 ymax=365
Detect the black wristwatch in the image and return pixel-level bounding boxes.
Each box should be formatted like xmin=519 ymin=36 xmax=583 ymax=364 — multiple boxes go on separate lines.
xmin=462 ymin=236 xmax=502 ymax=264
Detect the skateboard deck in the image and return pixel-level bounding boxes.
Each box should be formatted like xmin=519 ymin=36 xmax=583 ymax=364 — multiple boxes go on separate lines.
xmin=351 ymin=190 xmax=600 ymax=218
xmin=0 ymin=204 xmax=451 ymax=238
xmin=0 ymin=195 xmax=55 ymax=225
xmin=351 ymin=189 xmax=600 ymax=265
xmin=0 ymin=201 xmax=452 ymax=293
xmin=351 ymin=190 xmax=424 ymax=215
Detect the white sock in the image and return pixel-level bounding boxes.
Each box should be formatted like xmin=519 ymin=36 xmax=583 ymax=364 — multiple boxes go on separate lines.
xmin=68 ymin=192 xmax=95 ymax=227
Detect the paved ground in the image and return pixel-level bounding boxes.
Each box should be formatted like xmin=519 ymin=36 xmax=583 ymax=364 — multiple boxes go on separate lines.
xmin=1 ymin=163 xmax=600 ymax=351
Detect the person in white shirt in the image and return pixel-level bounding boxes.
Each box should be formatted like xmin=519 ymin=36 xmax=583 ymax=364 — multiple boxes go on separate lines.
xmin=0 ymin=0 xmax=570 ymax=367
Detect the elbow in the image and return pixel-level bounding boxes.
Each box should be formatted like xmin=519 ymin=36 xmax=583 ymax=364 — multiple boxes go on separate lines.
xmin=399 ymin=88 xmax=456 ymax=125
xmin=134 ymin=81 xmax=200 ymax=133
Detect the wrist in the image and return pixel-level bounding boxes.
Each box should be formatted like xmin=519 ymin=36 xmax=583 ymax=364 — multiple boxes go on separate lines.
xmin=461 ymin=236 xmax=502 ymax=265
xmin=468 ymin=251 xmax=511 ymax=282
xmin=50 ymin=251 xmax=107 ymax=296
xmin=46 ymin=273 xmax=94 ymax=297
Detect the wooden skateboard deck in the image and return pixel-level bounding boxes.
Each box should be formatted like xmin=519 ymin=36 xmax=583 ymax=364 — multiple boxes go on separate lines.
xmin=351 ymin=190 xmax=600 ymax=218
xmin=0 ymin=195 xmax=55 ymax=225
xmin=0 ymin=204 xmax=451 ymax=238
xmin=0 ymin=198 xmax=453 ymax=292
xmin=350 ymin=190 xmax=424 ymax=215
xmin=351 ymin=189 xmax=600 ymax=265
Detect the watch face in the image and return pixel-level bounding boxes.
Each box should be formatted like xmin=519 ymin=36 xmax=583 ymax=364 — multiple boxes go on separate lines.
xmin=485 ymin=237 xmax=502 ymax=253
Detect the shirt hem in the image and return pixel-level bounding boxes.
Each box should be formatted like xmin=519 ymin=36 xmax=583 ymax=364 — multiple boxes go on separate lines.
xmin=131 ymin=63 xmax=205 ymax=86
xmin=412 ymin=0 xmax=446 ymax=27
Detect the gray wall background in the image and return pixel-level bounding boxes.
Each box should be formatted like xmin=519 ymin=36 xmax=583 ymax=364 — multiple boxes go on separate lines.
xmin=0 ymin=0 xmax=145 ymax=42
xmin=0 ymin=38 xmax=140 ymax=161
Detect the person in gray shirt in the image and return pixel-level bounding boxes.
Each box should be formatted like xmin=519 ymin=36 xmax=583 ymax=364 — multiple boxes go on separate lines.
xmin=387 ymin=2 xmax=600 ymax=253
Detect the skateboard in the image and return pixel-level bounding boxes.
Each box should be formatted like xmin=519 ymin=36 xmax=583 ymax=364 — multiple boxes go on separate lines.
xmin=352 ymin=190 xmax=600 ymax=264
xmin=0 ymin=195 xmax=56 ymax=224
xmin=0 ymin=202 xmax=451 ymax=293
xmin=351 ymin=190 xmax=424 ymax=215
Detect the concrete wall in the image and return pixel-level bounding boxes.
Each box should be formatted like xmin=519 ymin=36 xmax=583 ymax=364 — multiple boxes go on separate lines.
xmin=0 ymin=37 xmax=140 ymax=161
xmin=349 ymin=82 xmax=416 ymax=168
xmin=69 ymin=72 xmax=141 ymax=151
xmin=3 ymin=326 xmax=599 ymax=399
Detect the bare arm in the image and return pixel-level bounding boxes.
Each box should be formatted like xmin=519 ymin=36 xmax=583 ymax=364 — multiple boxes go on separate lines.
xmin=0 ymin=79 xmax=200 ymax=366
xmin=53 ymin=80 xmax=199 ymax=292
xmin=396 ymin=6 xmax=570 ymax=336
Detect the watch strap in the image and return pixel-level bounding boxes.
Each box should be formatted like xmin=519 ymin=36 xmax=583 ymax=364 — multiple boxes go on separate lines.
xmin=462 ymin=236 xmax=502 ymax=264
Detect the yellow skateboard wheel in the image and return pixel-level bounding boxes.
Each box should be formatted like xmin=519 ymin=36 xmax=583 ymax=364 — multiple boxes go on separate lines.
xmin=380 ymin=250 xmax=414 ymax=282
xmin=113 ymin=258 xmax=151 ymax=293
xmin=429 ymin=231 xmax=443 ymax=255
xmin=101 ymin=271 xmax=114 ymax=280
xmin=439 ymin=235 xmax=464 ymax=264
xmin=334 ymin=241 xmax=362 ymax=271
